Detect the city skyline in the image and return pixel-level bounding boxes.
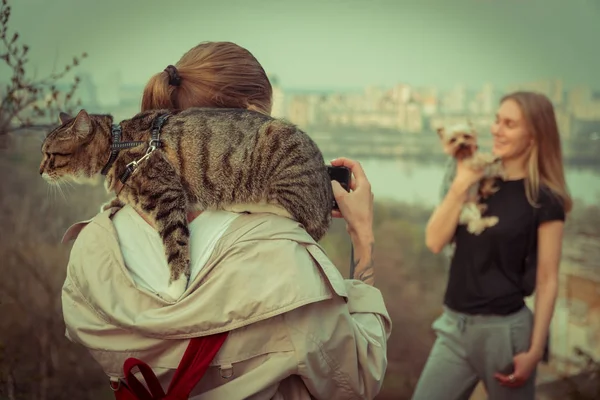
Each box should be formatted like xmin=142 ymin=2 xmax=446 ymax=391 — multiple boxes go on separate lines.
xmin=57 ymin=73 xmax=597 ymax=152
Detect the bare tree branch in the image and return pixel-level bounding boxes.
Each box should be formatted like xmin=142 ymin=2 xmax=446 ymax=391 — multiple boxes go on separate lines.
xmin=0 ymin=0 xmax=88 ymax=141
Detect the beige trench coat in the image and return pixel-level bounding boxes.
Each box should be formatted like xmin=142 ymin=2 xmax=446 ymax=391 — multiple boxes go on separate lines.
xmin=61 ymin=209 xmax=392 ymax=399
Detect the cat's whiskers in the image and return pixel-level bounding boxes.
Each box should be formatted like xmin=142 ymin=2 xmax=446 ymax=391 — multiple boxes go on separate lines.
xmin=45 ymin=182 xmax=50 ymax=203
xmin=53 ymin=182 xmax=64 ymax=201
xmin=63 ymin=177 xmax=76 ymax=190
xmin=51 ymin=181 xmax=58 ymax=202
xmin=44 ymin=178 xmax=68 ymax=202
xmin=57 ymin=180 xmax=71 ymax=202
xmin=48 ymin=181 xmax=57 ymax=202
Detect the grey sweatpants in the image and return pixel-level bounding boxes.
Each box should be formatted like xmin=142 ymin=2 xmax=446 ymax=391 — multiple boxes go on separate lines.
xmin=411 ymin=306 xmax=536 ymax=400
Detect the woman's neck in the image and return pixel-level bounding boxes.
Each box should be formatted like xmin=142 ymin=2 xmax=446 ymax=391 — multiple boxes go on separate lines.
xmin=501 ymin=157 xmax=527 ymax=180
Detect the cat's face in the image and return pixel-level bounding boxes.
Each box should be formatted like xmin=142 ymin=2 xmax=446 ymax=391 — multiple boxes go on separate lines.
xmin=39 ymin=110 xmax=98 ymax=183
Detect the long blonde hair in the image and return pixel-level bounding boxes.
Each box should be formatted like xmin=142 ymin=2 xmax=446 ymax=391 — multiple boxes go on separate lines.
xmin=501 ymin=91 xmax=572 ymax=213
xmin=141 ymin=41 xmax=273 ymax=115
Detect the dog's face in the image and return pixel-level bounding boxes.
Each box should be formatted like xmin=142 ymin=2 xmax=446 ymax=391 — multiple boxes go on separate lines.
xmin=436 ymin=123 xmax=478 ymax=160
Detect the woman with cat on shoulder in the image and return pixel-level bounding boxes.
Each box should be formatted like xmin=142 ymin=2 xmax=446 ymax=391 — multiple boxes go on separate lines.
xmin=60 ymin=41 xmax=390 ymax=400
xmin=412 ymin=91 xmax=571 ymax=400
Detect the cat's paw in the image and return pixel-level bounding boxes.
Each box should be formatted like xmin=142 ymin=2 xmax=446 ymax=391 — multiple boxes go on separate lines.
xmin=160 ymin=275 xmax=188 ymax=302
xmin=100 ymin=197 xmax=124 ymax=212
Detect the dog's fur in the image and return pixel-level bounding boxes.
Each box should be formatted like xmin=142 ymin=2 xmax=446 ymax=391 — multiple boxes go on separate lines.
xmin=437 ymin=122 xmax=506 ymax=235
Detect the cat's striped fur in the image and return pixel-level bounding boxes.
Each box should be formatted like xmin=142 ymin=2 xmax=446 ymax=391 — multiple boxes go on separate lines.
xmin=40 ymin=107 xmax=334 ymax=301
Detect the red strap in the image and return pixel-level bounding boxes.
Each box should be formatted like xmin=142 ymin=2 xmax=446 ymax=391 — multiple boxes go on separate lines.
xmin=113 ymin=380 xmax=137 ymax=400
xmin=166 ymin=333 xmax=228 ymax=397
xmin=113 ymin=332 xmax=229 ymax=400
xmin=113 ymin=381 xmax=142 ymax=400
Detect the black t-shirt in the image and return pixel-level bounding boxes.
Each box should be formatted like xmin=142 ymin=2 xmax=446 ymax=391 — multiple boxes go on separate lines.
xmin=444 ymin=178 xmax=566 ymax=315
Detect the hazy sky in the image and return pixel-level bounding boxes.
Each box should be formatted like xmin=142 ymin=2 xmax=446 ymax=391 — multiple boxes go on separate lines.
xmin=6 ymin=0 xmax=600 ymax=92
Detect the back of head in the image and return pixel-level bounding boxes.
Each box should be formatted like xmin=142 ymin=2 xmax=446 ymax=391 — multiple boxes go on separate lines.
xmin=501 ymin=91 xmax=572 ymax=213
xmin=141 ymin=41 xmax=273 ymax=115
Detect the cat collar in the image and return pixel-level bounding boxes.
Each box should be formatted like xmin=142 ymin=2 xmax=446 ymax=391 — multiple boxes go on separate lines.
xmin=100 ymin=113 xmax=170 ymax=177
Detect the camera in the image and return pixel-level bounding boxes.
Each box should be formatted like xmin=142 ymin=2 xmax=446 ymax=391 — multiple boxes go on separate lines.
xmin=326 ymin=165 xmax=351 ymax=210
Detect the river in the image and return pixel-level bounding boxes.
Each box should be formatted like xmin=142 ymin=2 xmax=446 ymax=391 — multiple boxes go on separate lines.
xmin=357 ymin=159 xmax=600 ymax=207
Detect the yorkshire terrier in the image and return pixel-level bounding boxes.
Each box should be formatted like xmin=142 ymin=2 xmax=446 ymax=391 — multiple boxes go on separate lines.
xmin=437 ymin=122 xmax=505 ymax=235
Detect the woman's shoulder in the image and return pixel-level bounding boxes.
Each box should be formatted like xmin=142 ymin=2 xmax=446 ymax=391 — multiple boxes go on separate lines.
xmin=64 ymin=207 xmax=242 ymax=243
xmin=205 ymin=212 xmax=348 ymax=298
xmin=536 ymin=185 xmax=566 ymax=223
xmin=62 ymin=208 xmax=118 ymax=245
xmin=219 ymin=212 xmax=317 ymax=245
xmin=537 ymin=184 xmax=563 ymax=207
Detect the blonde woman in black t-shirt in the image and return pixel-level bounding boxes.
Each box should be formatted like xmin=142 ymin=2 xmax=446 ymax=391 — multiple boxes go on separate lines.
xmin=412 ymin=91 xmax=572 ymax=400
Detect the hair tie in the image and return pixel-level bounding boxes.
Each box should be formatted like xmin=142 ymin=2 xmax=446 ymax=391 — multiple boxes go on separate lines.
xmin=164 ymin=65 xmax=182 ymax=86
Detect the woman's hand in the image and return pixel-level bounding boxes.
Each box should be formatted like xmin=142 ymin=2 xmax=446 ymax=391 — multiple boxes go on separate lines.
xmin=330 ymin=157 xmax=375 ymax=285
xmin=330 ymin=157 xmax=374 ymax=243
xmin=451 ymin=159 xmax=486 ymax=198
xmin=424 ymin=157 xmax=485 ymax=254
xmin=494 ymin=351 xmax=540 ymax=388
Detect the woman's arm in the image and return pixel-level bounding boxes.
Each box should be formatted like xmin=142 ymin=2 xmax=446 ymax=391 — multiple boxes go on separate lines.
xmin=425 ymin=160 xmax=485 ymax=254
xmin=425 ymin=179 xmax=469 ymax=253
xmin=529 ymin=220 xmax=564 ymax=359
xmin=495 ymin=219 xmax=564 ymax=388
xmin=285 ymin=280 xmax=391 ymax=400
xmin=330 ymin=158 xmax=376 ymax=285
xmin=351 ymin=235 xmax=375 ymax=285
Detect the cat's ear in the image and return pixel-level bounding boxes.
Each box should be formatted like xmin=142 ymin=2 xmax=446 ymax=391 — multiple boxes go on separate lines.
xmin=72 ymin=109 xmax=92 ymax=137
xmin=58 ymin=112 xmax=72 ymax=125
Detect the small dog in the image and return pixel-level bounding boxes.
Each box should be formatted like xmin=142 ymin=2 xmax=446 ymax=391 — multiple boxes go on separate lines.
xmin=437 ymin=122 xmax=505 ymax=235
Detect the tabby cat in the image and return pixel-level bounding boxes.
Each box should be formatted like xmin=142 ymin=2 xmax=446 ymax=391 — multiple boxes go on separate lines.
xmin=40 ymin=107 xmax=334 ymax=301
